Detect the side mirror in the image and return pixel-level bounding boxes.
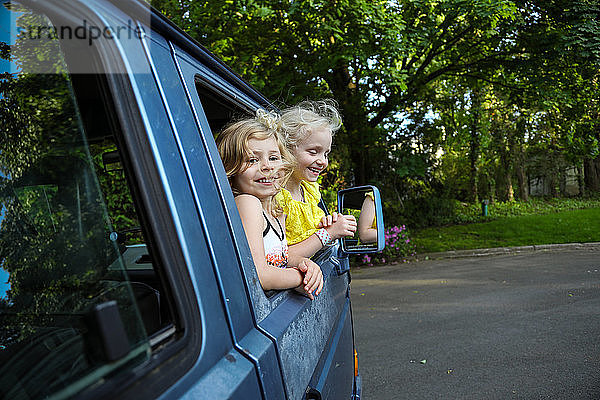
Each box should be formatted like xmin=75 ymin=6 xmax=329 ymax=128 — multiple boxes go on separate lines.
xmin=337 ymin=185 xmax=385 ymax=253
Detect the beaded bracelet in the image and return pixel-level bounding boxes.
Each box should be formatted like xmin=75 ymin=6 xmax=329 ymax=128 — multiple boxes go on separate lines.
xmin=316 ymin=228 xmax=334 ymax=246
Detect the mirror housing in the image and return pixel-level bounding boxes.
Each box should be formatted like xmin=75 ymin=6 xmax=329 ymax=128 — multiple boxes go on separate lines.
xmin=337 ymin=185 xmax=385 ymax=253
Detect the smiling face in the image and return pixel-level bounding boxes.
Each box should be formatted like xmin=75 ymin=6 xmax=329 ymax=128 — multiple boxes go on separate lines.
xmin=232 ymin=137 xmax=284 ymax=201
xmin=291 ymin=127 xmax=332 ymax=183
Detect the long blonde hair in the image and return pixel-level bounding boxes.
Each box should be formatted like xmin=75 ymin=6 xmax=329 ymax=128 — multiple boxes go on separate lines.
xmin=216 ymin=109 xmax=293 ymax=216
xmin=279 ymin=99 xmax=343 ymax=149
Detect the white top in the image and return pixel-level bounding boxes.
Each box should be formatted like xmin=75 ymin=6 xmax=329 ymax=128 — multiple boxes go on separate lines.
xmin=262 ymin=212 xmax=289 ymax=268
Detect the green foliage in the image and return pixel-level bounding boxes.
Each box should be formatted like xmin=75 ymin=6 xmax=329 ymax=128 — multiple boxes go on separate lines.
xmin=149 ymin=0 xmax=600 ymax=240
xmin=413 ymin=205 xmax=600 ymax=253
xmin=90 ymin=144 xmax=141 ymax=243
xmin=397 ymin=195 xmax=461 ymax=229
xmin=454 ymin=197 xmax=600 ymax=222
xmin=152 ymin=0 xmax=521 ymax=186
xmin=358 ymin=225 xmax=416 ymax=266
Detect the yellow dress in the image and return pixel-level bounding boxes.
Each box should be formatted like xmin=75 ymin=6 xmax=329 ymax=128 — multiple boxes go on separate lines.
xmin=275 ymin=181 xmax=325 ymax=245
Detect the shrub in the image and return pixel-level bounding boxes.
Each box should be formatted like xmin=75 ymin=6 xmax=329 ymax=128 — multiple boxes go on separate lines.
xmin=398 ymin=196 xmax=460 ymax=229
xmin=359 ymin=225 xmax=416 ymax=266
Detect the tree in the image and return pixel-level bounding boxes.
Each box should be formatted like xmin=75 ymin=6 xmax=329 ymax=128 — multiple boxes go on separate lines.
xmin=150 ymin=0 xmax=600 ymax=228
xmin=152 ymin=0 xmax=519 ymax=186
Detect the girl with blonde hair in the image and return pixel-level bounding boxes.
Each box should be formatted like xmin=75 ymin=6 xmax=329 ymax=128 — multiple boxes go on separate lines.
xmin=276 ymin=100 xmax=357 ymax=259
xmin=216 ymin=110 xmax=323 ymax=299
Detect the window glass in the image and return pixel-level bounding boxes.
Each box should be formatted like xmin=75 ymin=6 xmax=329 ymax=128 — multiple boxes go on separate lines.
xmin=0 ymin=3 xmax=169 ymax=398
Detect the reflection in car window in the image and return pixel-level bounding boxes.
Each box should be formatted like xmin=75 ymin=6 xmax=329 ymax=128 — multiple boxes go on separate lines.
xmin=0 ymin=3 xmax=169 ymax=398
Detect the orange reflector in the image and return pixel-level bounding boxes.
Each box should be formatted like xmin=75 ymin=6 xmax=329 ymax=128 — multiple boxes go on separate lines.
xmin=354 ymin=348 xmax=359 ymax=377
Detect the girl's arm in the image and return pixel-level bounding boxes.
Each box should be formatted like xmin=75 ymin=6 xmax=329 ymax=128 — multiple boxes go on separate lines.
xmin=288 ymin=213 xmax=357 ymax=260
xmin=357 ymin=196 xmax=377 ymax=243
xmin=283 ymin=216 xmax=324 ymax=298
xmin=235 ymin=195 xmax=304 ymax=290
xmin=288 ymin=234 xmax=326 ymax=261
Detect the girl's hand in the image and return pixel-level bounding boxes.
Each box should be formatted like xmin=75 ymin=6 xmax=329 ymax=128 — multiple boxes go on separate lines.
xmin=325 ymin=214 xmax=357 ymax=240
xmin=295 ymin=258 xmax=324 ymax=300
xmin=318 ymin=212 xmax=339 ymax=228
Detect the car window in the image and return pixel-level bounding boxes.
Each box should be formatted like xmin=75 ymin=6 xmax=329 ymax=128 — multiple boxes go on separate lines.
xmin=0 ymin=3 xmax=176 ymax=398
xmin=192 ymin=80 xmax=312 ymax=321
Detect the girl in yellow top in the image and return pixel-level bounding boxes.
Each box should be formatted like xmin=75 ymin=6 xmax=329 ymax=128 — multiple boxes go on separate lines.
xmin=275 ymin=100 xmax=357 ymax=259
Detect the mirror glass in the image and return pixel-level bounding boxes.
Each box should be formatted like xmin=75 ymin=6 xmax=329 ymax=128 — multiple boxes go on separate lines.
xmin=340 ymin=188 xmax=379 ymax=251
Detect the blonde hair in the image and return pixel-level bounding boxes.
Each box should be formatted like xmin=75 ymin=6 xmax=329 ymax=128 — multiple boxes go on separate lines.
xmin=216 ymin=109 xmax=294 ymax=216
xmin=279 ymin=99 xmax=342 ymax=148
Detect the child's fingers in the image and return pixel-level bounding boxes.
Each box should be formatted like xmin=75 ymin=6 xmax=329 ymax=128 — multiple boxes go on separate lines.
xmin=297 ymin=260 xmax=309 ymax=273
xmin=332 ymin=213 xmax=339 ymax=223
xmin=304 ymin=266 xmax=319 ymax=292
xmin=309 ymin=268 xmax=320 ymax=289
xmin=319 ymin=215 xmax=333 ymax=228
xmin=302 ymin=260 xmax=316 ymax=285
xmin=307 ymin=262 xmax=323 ymax=294
xmin=310 ymin=269 xmax=324 ymax=296
xmin=344 ymin=214 xmax=356 ymax=223
xmin=342 ymin=219 xmax=357 ymax=236
xmin=303 ymin=265 xmax=314 ymax=285
xmin=315 ymin=275 xmax=324 ymax=296
xmin=333 ymin=218 xmax=346 ymax=228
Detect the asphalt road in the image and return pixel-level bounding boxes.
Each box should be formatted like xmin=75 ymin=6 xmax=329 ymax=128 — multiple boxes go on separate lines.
xmin=351 ymin=249 xmax=600 ymax=399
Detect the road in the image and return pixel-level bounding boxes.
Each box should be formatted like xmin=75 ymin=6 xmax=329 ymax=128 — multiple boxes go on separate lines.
xmin=351 ymin=249 xmax=600 ymax=399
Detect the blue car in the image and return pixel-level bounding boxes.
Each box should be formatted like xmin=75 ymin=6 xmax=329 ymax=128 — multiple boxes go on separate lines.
xmin=0 ymin=1 xmax=384 ymax=398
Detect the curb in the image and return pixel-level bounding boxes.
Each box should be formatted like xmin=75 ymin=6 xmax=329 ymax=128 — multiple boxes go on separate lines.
xmin=418 ymin=242 xmax=600 ymax=260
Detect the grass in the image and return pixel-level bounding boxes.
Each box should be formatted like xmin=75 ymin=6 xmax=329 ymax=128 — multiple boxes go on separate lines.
xmin=412 ymin=207 xmax=600 ymax=254
xmin=451 ymin=197 xmax=600 ymax=223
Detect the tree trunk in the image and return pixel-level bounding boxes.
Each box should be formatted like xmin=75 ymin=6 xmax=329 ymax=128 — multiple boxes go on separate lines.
xmin=577 ymin=165 xmax=585 ymax=196
xmin=327 ymin=65 xmax=372 ymax=186
xmin=559 ymin=168 xmax=567 ymax=196
xmin=515 ymin=161 xmax=528 ymax=201
xmin=584 ymin=116 xmax=600 ymax=194
xmin=468 ymin=86 xmax=481 ymax=203
xmin=584 ymin=157 xmax=600 ymax=193
xmin=496 ymin=148 xmax=514 ymax=202
xmin=496 ymin=122 xmax=516 ymax=201
xmin=506 ymin=174 xmax=514 ymax=201
xmin=548 ymin=166 xmax=558 ymax=197
xmin=514 ymin=107 xmax=528 ymax=201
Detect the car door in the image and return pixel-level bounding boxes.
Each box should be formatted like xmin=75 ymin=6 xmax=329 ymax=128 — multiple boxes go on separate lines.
xmin=138 ymin=18 xmax=291 ymax=399
xmin=0 ymin=1 xmax=249 ymax=399
xmin=166 ymin=34 xmax=356 ymax=400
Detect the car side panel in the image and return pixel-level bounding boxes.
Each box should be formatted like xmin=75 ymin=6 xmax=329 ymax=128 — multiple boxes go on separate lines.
xmin=91 ymin=8 xmax=264 ymax=398
xmin=259 ymin=247 xmax=354 ymax=400
xmin=144 ymin=33 xmax=287 ymax=399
